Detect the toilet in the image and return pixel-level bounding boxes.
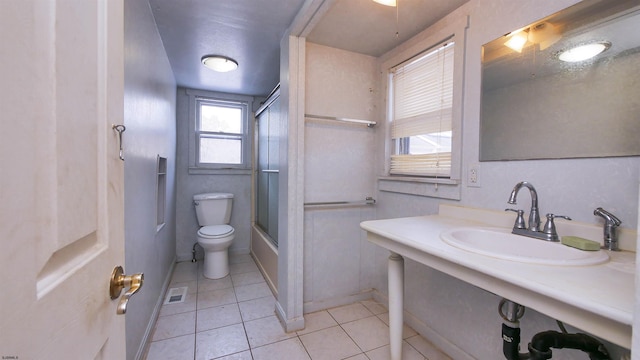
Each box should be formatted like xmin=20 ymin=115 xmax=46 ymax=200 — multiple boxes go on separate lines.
xmin=193 ymin=193 xmax=236 ymax=279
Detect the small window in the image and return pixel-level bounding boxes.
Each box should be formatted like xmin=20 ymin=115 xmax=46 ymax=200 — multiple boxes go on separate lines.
xmin=196 ymin=98 xmax=249 ymax=168
xmin=389 ymin=40 xmax=454 ymax=177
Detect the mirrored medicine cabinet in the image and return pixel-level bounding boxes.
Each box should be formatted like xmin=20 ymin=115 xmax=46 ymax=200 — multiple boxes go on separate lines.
xmin=480 ymin=0 xmax=640 ymax=161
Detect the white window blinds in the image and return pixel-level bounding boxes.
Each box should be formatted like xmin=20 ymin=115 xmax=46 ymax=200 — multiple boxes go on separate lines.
xmin=390 ymin=40 xmax=454 ymax=177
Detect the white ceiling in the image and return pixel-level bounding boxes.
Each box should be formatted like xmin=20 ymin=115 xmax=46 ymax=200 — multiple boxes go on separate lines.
xmin=148 ymin=0 xmax=469 ymax=96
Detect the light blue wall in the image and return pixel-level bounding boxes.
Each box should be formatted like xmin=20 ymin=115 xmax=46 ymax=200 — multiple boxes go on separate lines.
xmin=174 ymin=88 xmax=260 ymax=262
xmin=123 ymin=0 xmax=177 ymax=358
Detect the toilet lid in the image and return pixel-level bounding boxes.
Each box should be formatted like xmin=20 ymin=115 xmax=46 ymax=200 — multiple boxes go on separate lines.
xmin=198 ymin=225 xmax=234 ymax=237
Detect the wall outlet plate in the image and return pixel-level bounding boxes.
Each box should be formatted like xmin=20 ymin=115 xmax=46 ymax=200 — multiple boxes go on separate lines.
xmin=468 ymin=165 xmax=481 ymax=187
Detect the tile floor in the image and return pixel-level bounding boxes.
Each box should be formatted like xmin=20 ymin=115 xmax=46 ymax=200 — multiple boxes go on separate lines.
xmin=144 ymin=254 xmax=451 ymax=360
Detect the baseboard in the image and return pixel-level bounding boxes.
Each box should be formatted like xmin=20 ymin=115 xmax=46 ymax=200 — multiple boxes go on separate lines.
xmin=303 ymin=290 xmax=375 ymax=314
xmin=135 ymin=257 xmax=177 ymax=360
xmin=275 ymin=300 xmax=305 ymax=333
xmin=371 ymin=290 xmax=473 ymax=360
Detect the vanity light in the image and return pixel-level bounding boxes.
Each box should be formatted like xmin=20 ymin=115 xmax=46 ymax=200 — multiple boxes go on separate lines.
xmin=201 ymin=55 xmax=238 ymax=72
xmin=557 ymin=42 xmax=610 ymax=62
xmin=504 ymin=31 xmax=528 ymax=53
xmin=373 ymin=0 xmax=396 ymax=6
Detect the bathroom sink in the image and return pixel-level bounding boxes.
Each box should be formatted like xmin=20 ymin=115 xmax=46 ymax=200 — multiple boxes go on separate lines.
xmin=440 ymin=227 xmax=609 ymax=266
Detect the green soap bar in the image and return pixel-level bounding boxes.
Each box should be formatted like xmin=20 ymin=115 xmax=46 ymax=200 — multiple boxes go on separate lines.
xmin=561 ymin=236 xmax=601 ymax=251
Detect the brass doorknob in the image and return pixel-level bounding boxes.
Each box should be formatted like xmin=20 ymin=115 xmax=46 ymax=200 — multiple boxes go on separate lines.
xmin=110 ymin=266 xmax=144 ymax=315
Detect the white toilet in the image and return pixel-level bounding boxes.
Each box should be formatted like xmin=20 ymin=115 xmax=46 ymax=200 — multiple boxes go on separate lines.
xmin=193 ymin=193 xmax=236 ymax=279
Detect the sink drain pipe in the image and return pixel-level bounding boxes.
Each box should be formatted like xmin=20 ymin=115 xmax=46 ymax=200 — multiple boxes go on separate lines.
xmin=499 ymin=299 xmax=611 ymax=360
xmin=500 ymin=299 xmax=529 ymax=360
xmin=527 ymin=331 xmax=611 ymax=360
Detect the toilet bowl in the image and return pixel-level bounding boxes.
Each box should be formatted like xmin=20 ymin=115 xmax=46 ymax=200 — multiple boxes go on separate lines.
xmin=193 ymin=193 xmax=235 ymax=279
xmin=197 ymin=225 xmax=235 ymax=279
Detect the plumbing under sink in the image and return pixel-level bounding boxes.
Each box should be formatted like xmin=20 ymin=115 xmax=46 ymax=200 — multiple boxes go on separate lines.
xmin=440 ymin=227 xmax=609 ymax=266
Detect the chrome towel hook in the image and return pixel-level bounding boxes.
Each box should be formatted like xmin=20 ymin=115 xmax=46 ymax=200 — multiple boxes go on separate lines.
xmin=112 ymin=124 xmax=126 ymax=161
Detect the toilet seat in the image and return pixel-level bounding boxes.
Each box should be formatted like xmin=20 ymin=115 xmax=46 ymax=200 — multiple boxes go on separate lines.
xmin=198 ymin=225 xmax=234 ymax=238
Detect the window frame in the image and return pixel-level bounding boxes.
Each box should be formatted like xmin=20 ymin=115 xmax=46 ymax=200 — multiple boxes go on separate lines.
xmin=186 ymin=89 xmax=254 ymax=174
xmin=378 ymin=16 xmax=468 ymax=200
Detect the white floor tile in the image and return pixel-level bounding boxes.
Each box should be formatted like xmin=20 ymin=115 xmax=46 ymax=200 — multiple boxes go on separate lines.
xmin=341 ymin=315 xmax=390 ymax=352
xmin=299 ymin=326 xmax=361 ymax=360
xmin=196 ymin=287 xmax=236 ymax=310
xmin=213 ymin=351 xmax=253 ymax=360
xmin=296 ymin=310 xmax=338 ymax=336
xmin=152 ymin=311 xmax=196 ymax=341
xmin=195 ymin=323 xmax=249 ymax=360
xmin=252 ymin=338 xmax=311 ymax=360
xmin=198 ymin=275 xmax=233 ymax=293
xmin=148 ymin=257 xmax=449 ymax=360
xmin=366 ymin=341 xmax=426 ymax=360
xmin=159 ymin=292 xmax=196 ymax=317
xmin=230 ymin=260 xmax=259 ymax=275
xmin=405 ymin=335 xmax=452 ymax=360
xmin=196 ymin=303 xmax=242 ymax=332
xmin=145 ymin=334 xmax=195 ymax=360
xmin=231 ymin=271 xmax=266 ymax=287
xmin=234 ymin=282 xmax=272 ymax=302
xmin=238 ymin=295 xmax=276 ymax=321
xmin=360 ymin=299 xmax=388 ymax=315
xmin=229 ymin=254 xmax=253 ymax=264
xmin=327 ymin=303 xmax=374 ymax=324
xmin=376 ymin=313 xmax=418 ymax=339
xmin=244 ymin=315 xmax=296 ymax=348
xmin=343 ymin=354 xmax=369 ymax=360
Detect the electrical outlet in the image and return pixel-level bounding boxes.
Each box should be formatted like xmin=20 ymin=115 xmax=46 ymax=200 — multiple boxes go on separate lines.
xmin=468 ymin=165 xmax=481 ymax=187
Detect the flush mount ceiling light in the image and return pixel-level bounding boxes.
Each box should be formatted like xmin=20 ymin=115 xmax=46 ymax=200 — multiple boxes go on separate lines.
xmin=373 ymin=0 xmax=396 ymax=6
xmin=201 ymin=55 xmax=238 ymax=72
xmin=557 ymin=41 xmax=611 ymax=62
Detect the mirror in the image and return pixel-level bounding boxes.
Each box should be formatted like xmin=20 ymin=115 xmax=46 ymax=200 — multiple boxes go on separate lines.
xmin=480 ymin=0 xmax=640 ymax=161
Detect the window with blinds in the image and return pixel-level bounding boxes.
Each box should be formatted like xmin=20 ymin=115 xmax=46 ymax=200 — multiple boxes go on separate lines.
xmin=390 ymin=40 xmax=454 ymax=177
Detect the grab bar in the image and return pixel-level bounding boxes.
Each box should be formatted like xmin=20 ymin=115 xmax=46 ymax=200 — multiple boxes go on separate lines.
xmin=261 ymin=169 xmax=279 ymax=173
xmin=305 ymin=114 xmax=376 ymax=128
xmin=304 ymin=197 xmax=376 ymax=207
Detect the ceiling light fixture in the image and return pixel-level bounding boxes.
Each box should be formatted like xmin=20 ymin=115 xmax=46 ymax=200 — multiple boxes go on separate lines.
xmin=504 ymin=31 xmax=528 ymax=53
xmin=557 ymin=41 xmax=611 ymax=62
xmin=201 ymin=55 xmax=238 ymax=72
xmin=373 ymin=0 xmax=396 ymax=6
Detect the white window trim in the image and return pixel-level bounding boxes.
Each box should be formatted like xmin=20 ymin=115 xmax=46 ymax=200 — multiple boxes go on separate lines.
xmin=186 ymin=89 xmax=254 ymax=175
xmin=378 ymin=15 xmax=468 ymax=200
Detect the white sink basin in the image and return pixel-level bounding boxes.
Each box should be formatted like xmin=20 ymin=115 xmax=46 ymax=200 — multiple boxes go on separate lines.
xmin=440 ymin=227 xmax=609 ymax=266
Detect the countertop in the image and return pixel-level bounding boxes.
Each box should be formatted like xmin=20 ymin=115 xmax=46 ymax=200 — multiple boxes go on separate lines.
xmin=360 ymin=204 xmax=635 ymax=348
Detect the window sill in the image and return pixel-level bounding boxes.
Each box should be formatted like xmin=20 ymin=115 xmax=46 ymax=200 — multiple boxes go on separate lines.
xmin=188 ymin=167 xmax=252 ymax=176
xmin=378 ymin=176 xmax=461 ymax=200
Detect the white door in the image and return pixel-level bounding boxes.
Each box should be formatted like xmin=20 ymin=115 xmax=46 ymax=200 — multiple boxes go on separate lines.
xmin=0 ymin=0 xmax=129 ymax=359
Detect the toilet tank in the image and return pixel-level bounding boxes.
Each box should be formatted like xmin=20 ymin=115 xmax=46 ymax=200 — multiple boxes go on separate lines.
xmin=193 ymin=193 xmax=233 ymax=226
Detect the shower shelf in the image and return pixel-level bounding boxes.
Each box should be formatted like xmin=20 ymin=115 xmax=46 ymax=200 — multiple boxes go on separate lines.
xmin=305 ymin=114 xmax=376 ymax=128
xmin=304 ymin=197 xmax=376 ymax=208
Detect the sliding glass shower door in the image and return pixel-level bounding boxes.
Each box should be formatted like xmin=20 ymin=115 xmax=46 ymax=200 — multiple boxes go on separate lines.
xmin=256 ymin=91 xmax=280 ymax=246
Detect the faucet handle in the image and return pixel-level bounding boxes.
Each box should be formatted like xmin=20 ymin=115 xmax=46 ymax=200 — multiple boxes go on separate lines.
xmin=542 ymin=213 xmax=572 ymax=240
xmin=505 ymin=208 xmax=526 ymax=230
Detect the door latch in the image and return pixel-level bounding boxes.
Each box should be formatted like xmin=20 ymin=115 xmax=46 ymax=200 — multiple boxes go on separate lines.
xmin=110 ymin=266 xmax=144 ymax=315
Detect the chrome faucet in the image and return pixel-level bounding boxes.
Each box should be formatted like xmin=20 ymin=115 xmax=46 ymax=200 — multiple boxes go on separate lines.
xmin=508 ymin=181 xmax=541 ymax=232
xmin=506 ymin=181 xmax=571 ymax=242
xmin=594 ymin=207 xmax=621 ymax=251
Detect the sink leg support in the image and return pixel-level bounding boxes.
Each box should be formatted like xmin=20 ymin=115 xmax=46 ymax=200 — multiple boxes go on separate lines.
xmin=388 ymin=252 xmax=404 ymax=360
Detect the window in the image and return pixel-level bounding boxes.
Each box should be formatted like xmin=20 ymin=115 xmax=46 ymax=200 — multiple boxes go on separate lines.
xmin=195 ymin=98 xmax=249 ymax=167
xmin=389 ymin=40 xmax=454 ymax=177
